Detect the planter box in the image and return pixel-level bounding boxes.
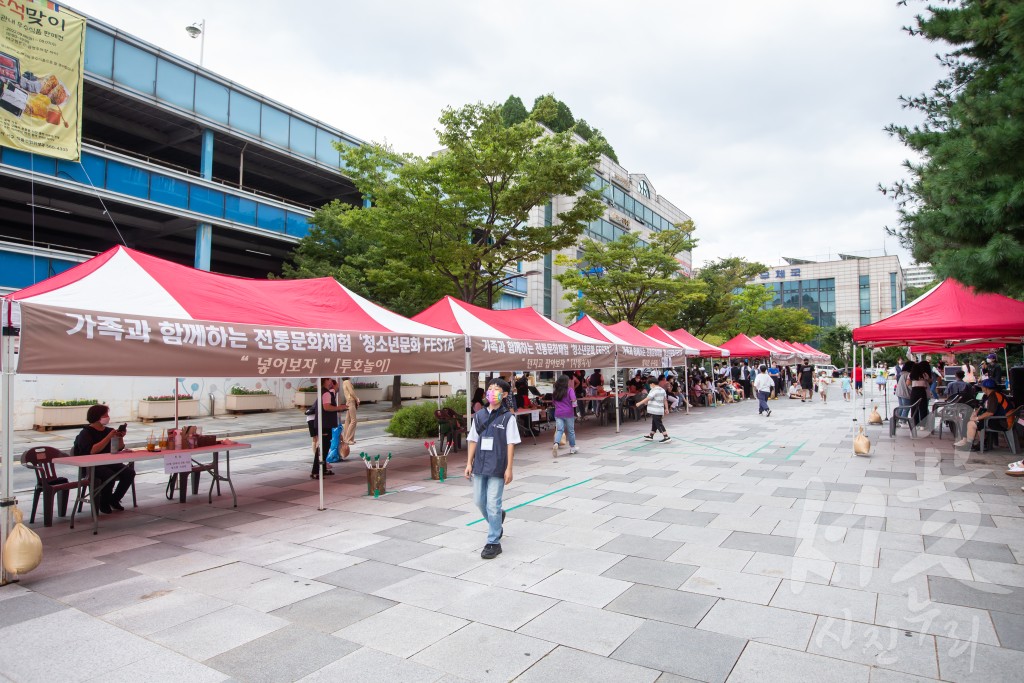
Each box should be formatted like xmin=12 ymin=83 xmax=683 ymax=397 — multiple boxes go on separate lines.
xmin=293 ymin=392 xmax=317 ymax=408
xmin=421 ymin=385 xmax=451 ymax=398
xmin=385 ymin=385 xmax=422 ymax=401
xmin=138 ymin=399 xmax=199 ymax=421
xmin=353 ymin=387 xmax=386 ymax=403
xmin=225 ymin=394 xmax=278 ymax=412
xmin=33 ymin=405 xmax=92 ymax=430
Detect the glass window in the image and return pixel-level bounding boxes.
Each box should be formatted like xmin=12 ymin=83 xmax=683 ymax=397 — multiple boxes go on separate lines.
xmin=224 ymin=195 xmax=257 ymax=226
xmin=113 ymin=40 xmax=156 ymax=94
xmin=229 ymin=91 xmax=261 ymax=136
xmin=194 ymin=76 xmax=229 ymax=124
xmin=3 ymin=149 xmax=55 ymax=174
xmin=257 ymin=204 xmax=285 ymax=233
xmin=57 ymin=154 xmax=105 ymax=185
xmin=289 ymin=118 xmax=316 ymax=158
xmin=150 ymin=174 xmax=189 ymax=208
xmin=189 ymin=185 xmax=224 ymax=217
xmin=286 ymin=211 xmax=309 ymax=237
xmin=260 ymin=104 xmax=290 ymax=148
xmin=84 ymin=26 xmax=114 ymax=79
xmin=155 ymin=59 xmax=195 ymax=111
xmin=106 ymin=160 xmax=149 ymax=199
xmin=316 ymin=130 xmax=341 ymax=166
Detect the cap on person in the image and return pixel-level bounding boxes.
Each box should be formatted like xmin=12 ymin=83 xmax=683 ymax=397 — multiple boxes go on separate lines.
xmin=980 ymin=378 xmax=997 ymax=389
xmin=987 ymin=353 xmax=997 ymax=361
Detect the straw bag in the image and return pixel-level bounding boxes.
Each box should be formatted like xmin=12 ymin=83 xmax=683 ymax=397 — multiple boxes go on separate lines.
xmin=3 ymin=506 xmax=43 ymax=575
xmin=868 ymin=406 xmax=882 ymax=425
xmin=853 ymin=427 xmax=871 ymax=456
xmin=559 ymin=433 xmax=568 ymax=446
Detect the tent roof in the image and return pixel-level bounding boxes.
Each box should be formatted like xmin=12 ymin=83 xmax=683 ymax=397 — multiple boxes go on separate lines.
xmin=662 ymin=327 xmax=730 ymax=357
xmin=4 ymin=246 xmax=451 ymax=336
xmin=852 ymin=278 xmax=1024 ymax=347
xmin=567 ymin=315 xmax=632 ymax=345
xmin=606 ymin=321 xmax=695 ymax=354
xmin=644 ymin=325 xmax=715 ymax=357
xmin=751 ymin=335 xmax=794 ymax=359
xmin=719 ymin=333 xmax=773 ymax=358
xmin=412 ymin=296 xmax=604 ymax=344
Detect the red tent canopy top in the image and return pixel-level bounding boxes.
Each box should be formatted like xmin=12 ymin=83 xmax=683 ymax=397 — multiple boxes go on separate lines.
xmin=644 ymin=325 xmax=730 ymax=358
xmin=720 ymin=333 xmax=773 ymax=359
xmin=852 ymin=278 xmax=1024 ymax=348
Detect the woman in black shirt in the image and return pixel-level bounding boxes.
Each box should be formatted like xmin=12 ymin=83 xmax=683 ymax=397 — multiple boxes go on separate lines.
xmin=73 ymin=404 xmax=135 ymax=514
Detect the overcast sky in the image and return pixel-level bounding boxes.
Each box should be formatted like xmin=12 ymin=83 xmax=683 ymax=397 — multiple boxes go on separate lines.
xmin=70 ymin=0 xmax=947 ymax=270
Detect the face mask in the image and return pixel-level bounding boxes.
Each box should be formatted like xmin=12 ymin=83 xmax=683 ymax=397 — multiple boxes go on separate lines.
xmin=486 ymin=390 xmax=502 ymax=404
xmin=99 ymin=416 xmax=110 ymax=425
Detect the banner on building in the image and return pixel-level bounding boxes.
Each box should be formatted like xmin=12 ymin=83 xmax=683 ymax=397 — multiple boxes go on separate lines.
xmin=0 ymin=1 xmax=85 ymax=161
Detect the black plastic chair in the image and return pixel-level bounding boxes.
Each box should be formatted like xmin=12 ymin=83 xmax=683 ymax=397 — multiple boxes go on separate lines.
xmin=21 ymin=447 xmax=89 ymax=527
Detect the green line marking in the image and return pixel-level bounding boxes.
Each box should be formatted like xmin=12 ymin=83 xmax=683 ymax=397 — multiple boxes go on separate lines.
xmin=465 ymin=478 xmax=593 ymax=526
xmin=745 ymin=441 xmax=774 ymax=458
xmin=785 ymin=440 xmax=806 ymax=458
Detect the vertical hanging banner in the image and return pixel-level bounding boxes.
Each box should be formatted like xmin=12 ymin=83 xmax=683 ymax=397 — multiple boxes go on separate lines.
xmin=0 ymin=1 xmax=84 ymax=160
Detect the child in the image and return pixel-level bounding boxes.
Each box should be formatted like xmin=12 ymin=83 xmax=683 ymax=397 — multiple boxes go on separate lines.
xmin=840 ymin=372 xmax=852 ymax=402
xmin=818 ymin=375 xmax=831 ymax=403
xmin=636 ymin=380 xmax=670 ymax=443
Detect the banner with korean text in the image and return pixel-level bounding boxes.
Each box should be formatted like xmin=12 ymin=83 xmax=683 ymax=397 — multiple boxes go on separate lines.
xmin=0 ymin=1 xmax=84 ymax=160
xmin=16 ymin=304 xmax=465 ymax=377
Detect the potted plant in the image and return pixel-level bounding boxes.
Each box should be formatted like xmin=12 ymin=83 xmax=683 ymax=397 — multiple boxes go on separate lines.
xmin=224 ymin=386 xmax=278 ymax=412
xmin=421 ymin=380 xmax=451 ymax=398
xmin=138 ymin=393 xmax=199 ymax=421
xmin=387 ymin=381 xmax=423 ymax=401
xmin=293 ymin=385 xmax=318 ymax=408
xmin=33 ymin=399 xmax=101 ymax=431
xmin=352 ymin=381 xmax=385 ymax=404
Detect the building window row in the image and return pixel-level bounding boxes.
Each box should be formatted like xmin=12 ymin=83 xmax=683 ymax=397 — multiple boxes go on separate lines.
xmin=859 ymin=274 xmax=871 ymax=326
xmin=585 ymin=217 xmax=647 ymax=246
xmin=760 ymin=278 xmax=836 ymax=328
xmin=1 ymin=148 xmax=311 ymax=238
xmin=83 ymin=26 xmax=357 ymax=169
xmin=588 ymin=174 xmax=675 ymax=232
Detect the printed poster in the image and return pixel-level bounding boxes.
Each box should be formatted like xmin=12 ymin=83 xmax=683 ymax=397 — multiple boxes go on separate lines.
xmin=0 ymin=1 xmax=84 ymax=160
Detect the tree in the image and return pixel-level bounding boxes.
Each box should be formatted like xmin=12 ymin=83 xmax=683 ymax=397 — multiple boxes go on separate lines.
xmin=532 ymin=94 xmax=576 ymax=133
xmin=819 ymin=324 xmax=854 ymax=369
xmin=728 ymin=286 xmax=818 ymax=342
xmin=554 ymin=223 xmax=701 ymax=326
xmin=499 ymin=95 xmax=528 ymax=127
xmin=670 ymin=257 xmax=767 ymax=336
xmin=905 ymin=278 xmax=938 ymax=303
xmin=336 ymin=102 xmax=606 ymax=307
xmin=883 ymin=0 xmax=1024 ymax=297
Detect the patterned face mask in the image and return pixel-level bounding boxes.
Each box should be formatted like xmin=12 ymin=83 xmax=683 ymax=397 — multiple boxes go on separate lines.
xmin=486 ymin=390 xmax=503 ymax=405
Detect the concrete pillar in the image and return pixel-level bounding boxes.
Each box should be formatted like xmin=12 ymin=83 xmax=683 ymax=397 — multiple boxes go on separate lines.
xmin=194 ymin=129 xmax=214 ymax=271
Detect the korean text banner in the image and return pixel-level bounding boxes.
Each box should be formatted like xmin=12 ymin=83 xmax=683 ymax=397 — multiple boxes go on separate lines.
xmin=0 ymin=1 xmax=84 ymax=160
xmin=472 ymin=337 xmax=615 ymax=372
xmin=17 ymin=303 xmax=465 ymax=377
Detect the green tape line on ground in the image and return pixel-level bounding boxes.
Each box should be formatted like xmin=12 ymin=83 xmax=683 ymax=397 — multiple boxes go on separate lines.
xmin=465 ymin=478 xmax=593 ymax=526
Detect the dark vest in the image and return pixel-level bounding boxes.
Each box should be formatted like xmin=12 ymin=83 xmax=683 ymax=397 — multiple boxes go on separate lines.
xmin=472 ymin=407 xmax=514 ymax=477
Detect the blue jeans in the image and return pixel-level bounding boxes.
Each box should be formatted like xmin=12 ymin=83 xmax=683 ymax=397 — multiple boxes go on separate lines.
xmin=554 ymin=417 xmax=576 ymax=447
xmin=757 ymin=390 xmax=770 ymax=414
xmin=473 ymin=474 xmax=505 ymax=544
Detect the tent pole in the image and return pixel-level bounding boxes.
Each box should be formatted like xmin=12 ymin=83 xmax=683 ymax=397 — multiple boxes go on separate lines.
xmin=464 ymin=337 xmax=471 ymax=423
xmin=614 ymin=349 xmax=620 ymax=433
xmin=1 ymin=301 xmax=16 ymax=586
xmin=851 ymin=344 xmax=859 ymax=450
xmin=684 ymin=359 xmax=690 ymax=415
xmin=317 ymin=376 xmax=324 ymax=511
xmin=174 ymin=378 xmax=180 ymax=430
xmin=1004 ymin=348 xmax=1011 ymax=390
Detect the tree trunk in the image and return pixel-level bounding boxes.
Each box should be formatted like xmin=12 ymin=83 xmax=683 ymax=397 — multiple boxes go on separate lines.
xmin=391 ymin=375 xmax=402 ymax=410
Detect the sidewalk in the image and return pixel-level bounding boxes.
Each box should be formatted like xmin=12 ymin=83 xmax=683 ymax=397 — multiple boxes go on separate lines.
xmin=2 ymin=395 xmax=1023 ymax=682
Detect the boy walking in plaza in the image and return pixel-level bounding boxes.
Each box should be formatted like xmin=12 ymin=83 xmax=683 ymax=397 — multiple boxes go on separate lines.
xmin=637 ymin=379 xmax=671 ymax=442
xmin=465 ymin=378 xmax=520 ymax=559
xmin=754 ymin=364 xmax=774 ymax=417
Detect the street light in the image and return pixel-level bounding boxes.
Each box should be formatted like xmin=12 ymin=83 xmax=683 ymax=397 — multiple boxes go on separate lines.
xmin=185 ymin=19 xmax=205 ymax=66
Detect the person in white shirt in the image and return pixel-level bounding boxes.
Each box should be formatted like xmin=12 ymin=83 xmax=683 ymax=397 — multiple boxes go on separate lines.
xmin=637 ymin=380 xmax=671 ymax=443
xmin=753 ymin=365 xmax=774 ymax=416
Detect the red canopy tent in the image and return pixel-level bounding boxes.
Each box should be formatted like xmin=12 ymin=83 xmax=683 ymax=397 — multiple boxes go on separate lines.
xmin=852 ymin=279 xmax=1024 ymax=348
xmin=411 ymin=296 xmax=614 ymax=371
xmin=720 ymin=333 xmax=773 ymax=359
xmin=569 ymin=315 xmax=690 ymax=368
xmin=664 ymin=326 xmax=730 ymax=358
xmin=751 ymin=335 xmax=796 ymax=362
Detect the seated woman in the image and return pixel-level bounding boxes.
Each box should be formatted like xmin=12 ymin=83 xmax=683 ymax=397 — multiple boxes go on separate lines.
xmin=73 ymin=404 xmax=135 ymax=514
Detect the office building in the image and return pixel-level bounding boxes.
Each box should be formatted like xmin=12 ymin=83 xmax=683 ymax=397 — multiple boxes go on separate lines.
xmin=749 ymin=254 xmax=906 ymax=329
xmin=903 ymin=263 xmax=935 ymax=289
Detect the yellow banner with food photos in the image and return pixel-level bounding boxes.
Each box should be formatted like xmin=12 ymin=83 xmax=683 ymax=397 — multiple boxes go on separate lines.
xmin=0 ymin=1 xmax=84 ymax=161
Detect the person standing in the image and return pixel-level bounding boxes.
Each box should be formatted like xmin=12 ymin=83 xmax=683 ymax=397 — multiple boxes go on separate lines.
xmin=840 ymin=372 xmax=852 ymax=402
xmin=341 ymin=377 xmax=360 ymax=446
xmin=963 ymin=360 xmax=976 ymax=384
xmin=985 ymin=353 xmax=1005 ymax=388
xmin=465 ymin=379 xmax=520 ymax=559
xmin=308 ymin=378 xmax=345 ymax=478
xmin=637 ymin=379 xmax=671 ymax=442
xmin=551 ymin=375 xmax=578 ymax=457
xmin=754 ymin=365 xmax=773 ymax=417
xmin=740 ymin=361 xmax=753 ymax=400
xmin=798 ymin=359 xmax=814 ymax=402
xmin=909 ymin=360 xmax=932 ymax=430
xmin=853 ymin=365 xmax=864 ymax=397
xmin=73 ymin=404 xmax=135 ymax=514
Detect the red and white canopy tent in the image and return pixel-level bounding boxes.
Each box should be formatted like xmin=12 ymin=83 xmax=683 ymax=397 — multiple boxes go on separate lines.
xmin=750 ymin=335 xmax=797 ymax=363
xmin=0 ymin=247 xmax=465 ymax=576
xmin=720 ymin=333 xmax=773 ymax=360
xmin=848 ymin=278 xmax=1024 ymax=450
xmin=648 ymin=326 xmax=729 ymax=358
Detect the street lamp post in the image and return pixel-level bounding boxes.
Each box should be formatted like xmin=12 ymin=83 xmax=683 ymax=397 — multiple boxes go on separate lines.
xmin=186 ymin=19 xmax=206 ymax=66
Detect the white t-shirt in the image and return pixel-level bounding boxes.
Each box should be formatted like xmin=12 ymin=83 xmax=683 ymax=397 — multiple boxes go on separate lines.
xmin=645 ymin=386 xmax=667 ymax=415
xmin=753 ymin=373 xmax=774 ymax=394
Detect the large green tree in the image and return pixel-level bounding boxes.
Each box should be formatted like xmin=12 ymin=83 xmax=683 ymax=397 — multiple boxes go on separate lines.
xmin=670 ymin=257 xmax=767 ymax=336
xmin=728 ymin=286 xmax=817 ymax=342
xmin=883 ymin=0 xmax=1024 ymax=297
xmin=554 ymin=222 xmax=701 ymax=327
xmin=335 ymin=102 xmax=605 ymax=306
xmin=819 ymin=324 xmax=854 ymax=368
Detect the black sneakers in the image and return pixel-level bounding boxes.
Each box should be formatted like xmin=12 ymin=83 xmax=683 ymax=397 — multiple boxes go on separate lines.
xmin=481 ymin=543 xmax=502 ymax=559
xmin=661 ymin=436 xmax=671 ymax=443
xmin=643 ymin=434 xmax=654 ymax=440
xmin=766 ymin=409 xmax=771 ymax=418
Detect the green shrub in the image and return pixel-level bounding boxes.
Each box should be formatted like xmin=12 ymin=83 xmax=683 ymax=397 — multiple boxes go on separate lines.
xmin=441 ymin=395 xmax=468 ymax=416
xmin=143 ymin=394 xmax=193 ymax=401
xmin=230 ymin=386 xmax=272 ymax=395
xmin=386 ymin=403 xmax=441 ymax=438
xmin=296 ymin=386 xmax=317 ymax=393
xmin=40 ymin=399 xmax=100 ymax=407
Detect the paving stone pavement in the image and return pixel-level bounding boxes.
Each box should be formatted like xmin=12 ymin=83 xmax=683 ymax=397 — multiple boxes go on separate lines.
xmin=3 ymin=395 xmax=1024 ymax=681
